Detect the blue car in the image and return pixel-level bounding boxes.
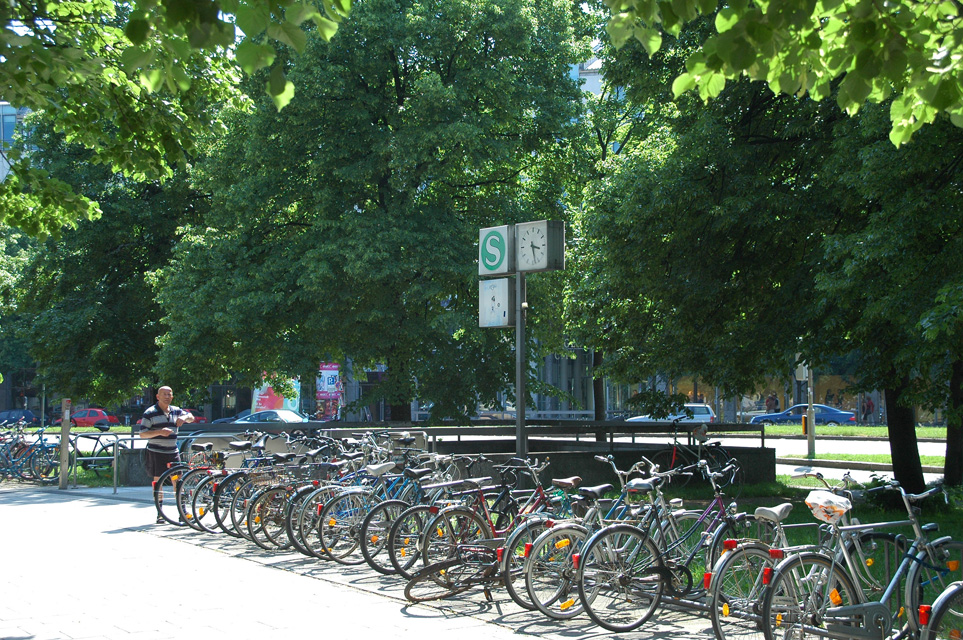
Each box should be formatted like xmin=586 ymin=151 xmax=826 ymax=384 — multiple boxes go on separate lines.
xmin=750 ymin=404 xmax=856 ymax=426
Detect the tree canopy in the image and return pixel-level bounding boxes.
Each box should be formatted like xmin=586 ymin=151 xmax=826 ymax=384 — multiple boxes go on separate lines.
xmin=603 ymin=0 xmax=963 ymax=145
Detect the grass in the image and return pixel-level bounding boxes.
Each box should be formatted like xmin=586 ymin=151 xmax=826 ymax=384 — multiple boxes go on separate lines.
xmin=756 ymin=424 xmax=946 ymax=439
xmin=793 ymin=453 xmax=947 ymax=466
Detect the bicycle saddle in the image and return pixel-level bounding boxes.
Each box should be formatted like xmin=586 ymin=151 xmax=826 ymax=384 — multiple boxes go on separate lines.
xmin=578 ymin=484 xmax=614 ymax=501
xmin=552 ymin=476 xmax=583 ymax=489
xmin=754 ymin=503 xmax=793 ymax=523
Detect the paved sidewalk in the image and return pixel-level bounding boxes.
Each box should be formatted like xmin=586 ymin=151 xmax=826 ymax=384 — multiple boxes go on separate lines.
xmin=0 ymin=483 xmax=713 ymax=640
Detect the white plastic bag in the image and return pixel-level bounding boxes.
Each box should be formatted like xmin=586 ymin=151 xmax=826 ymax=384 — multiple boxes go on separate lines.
xmin=805 ymin=490 xmax=852 ymax=524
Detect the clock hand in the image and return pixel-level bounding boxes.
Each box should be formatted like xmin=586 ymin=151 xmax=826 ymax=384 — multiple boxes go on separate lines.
xmin=531 ymin=243 xmax=537 ymax=260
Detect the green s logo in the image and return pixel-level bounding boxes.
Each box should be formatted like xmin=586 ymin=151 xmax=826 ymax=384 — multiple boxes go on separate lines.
xmin=480 ymin=230 xmax=506 ymax=272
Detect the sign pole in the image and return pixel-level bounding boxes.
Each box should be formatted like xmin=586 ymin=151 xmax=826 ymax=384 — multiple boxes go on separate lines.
xmin=59 ymin=398 xmax=71 ymax=490
xmin=515 ymin=272 xmax=527 ymax=458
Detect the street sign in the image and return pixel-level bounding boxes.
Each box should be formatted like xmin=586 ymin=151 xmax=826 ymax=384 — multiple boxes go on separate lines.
xmin=478 ymin=225 xmax=514 ymax=276
xmin=479 ymin=278 xmax=514 ymax=328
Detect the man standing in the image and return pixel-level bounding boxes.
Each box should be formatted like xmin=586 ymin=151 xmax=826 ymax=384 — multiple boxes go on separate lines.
xmin=140 ymin=386 xmax=194 ymax=524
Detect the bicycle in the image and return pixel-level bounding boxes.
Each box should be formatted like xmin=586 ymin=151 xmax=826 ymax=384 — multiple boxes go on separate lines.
xmin=921 ymin=580 xmax=963 ymax=640
xmin=651 ymin=419 xmax=737 ymax=488
xmin=404 ymin=538 xmax=505 ymax=603
xmin=760 ymin=480 xmax=963 ymax=640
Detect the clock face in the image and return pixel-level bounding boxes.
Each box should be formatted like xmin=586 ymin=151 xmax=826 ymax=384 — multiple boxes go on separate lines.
xmin=518 ymin=224 xmax=548 ymax=270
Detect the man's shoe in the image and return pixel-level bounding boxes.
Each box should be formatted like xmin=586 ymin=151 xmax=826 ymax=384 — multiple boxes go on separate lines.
xmin=155 ymin=515 xmax=166 ymax=525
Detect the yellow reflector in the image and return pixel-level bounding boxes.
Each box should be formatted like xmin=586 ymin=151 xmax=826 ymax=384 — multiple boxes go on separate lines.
xmin=371 ymin=535 xmax=379 ymax=544
xmin=400 ymin=549 xmax=407 ymax=557
xmin=898 ymin=607 xmax=905 ymax=618
xmin=555 ymin=539 xmax=571 ymax=549
xmin=830 ymin=589 xmax=842 ymax=606
xmin=560 ymin=598 xmax=575 ymax=611
xmin=198 ymin=508 xmax=206 ymax=517
xmin=328 ymin=519 xmax=336 ymax=526
xmin=437 ymin=528 xmax=444 ymax=537
xmin=404 ymin=537 xmax=411 ymax=545
xmin=949 ymin=630 xmax=960 ymax=640
xmin=866 ymin=558 xmax=874 ymax=567
xmin=776 ymin=614 xmax=783 ymax=627
xmin=172 ymin=475 xmax=180 ymax=482
xmin=253 ymin=516 xmax=260 ymax=524
xmin=723 ymin=603 xmax=730 ymax=617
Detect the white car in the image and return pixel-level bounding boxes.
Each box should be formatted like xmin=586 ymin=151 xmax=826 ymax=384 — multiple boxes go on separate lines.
xmin=626 ymin=403 xmax=717 ymax=423
xmin=234 ymin=409 xmax=307 ymax=424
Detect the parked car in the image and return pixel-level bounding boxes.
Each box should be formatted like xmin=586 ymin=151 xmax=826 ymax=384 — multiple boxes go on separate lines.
xmin=233 ymin=409 xmax=307 ymax=424
xmin=749 ymin=403 xmax=856 ymax=426
xmin=0 ymin=409 xmax=42 ymax=427
xmin=70 ymin=408 xmax=120 ymax=428
xmin=211 ymin=409 xmax=252 ymax=424
xmin=626 ymin=403 xmax=717 ymax=423
xmin=182 ymin=408 xmax=208 ymax=424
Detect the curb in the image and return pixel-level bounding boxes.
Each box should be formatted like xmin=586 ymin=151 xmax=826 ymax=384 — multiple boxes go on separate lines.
xmin=777 ymin=456 xmax=943 ymax=474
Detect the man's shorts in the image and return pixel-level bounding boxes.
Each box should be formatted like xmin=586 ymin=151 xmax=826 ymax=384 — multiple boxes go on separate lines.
xmin=145 ymin=449 xmax=180 ymax=478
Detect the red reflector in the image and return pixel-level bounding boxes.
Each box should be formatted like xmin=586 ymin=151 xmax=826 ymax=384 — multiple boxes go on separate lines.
xmin=769 ymin=549 xmax=785 ymax=559
xmin=524 ymin=543 xmax=533 ymax=558
xmin=497 ymin=547 xmax=505 ymax=563
xmin=317 ymin=504 xmax=324 ymax=515
xmin=312 ymin=480 xmax=320 ymax=487
xmin=704 ymin=572 xmax=712 ymax=589
xmin=572 ymin=553 xmax=580 ymax=570
xmin=763 ymin=567 xmax=773 ymax=585
xmin=919 ymin=605 xmax=932 ymax=625
xmin=151 ymin=481 xmax=157 ymax=488
xmin=546 ymin=519 xmax=556 ymax=528
xmin=212 ymin=483 xmax=219 ymax=492
xmin=428 ymin=506 xmax=439 ymax=514
xmin=723 ymin=539 xmax=738 ymax=550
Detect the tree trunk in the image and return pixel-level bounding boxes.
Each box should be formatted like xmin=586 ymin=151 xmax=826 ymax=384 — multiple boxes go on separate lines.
xmin=945 ymin=360 xmax=963 ymax=486
xmin=885 ymin=375 xmax=925 ymax=493
xmin=390 ymin=401 xmax=411 ymax=423
xmin=593 ymin=351 xmax=607 ymax=442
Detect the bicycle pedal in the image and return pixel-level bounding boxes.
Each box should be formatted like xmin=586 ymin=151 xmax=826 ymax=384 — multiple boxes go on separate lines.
xmin=483 ymin=587 xmax=493 ymax=602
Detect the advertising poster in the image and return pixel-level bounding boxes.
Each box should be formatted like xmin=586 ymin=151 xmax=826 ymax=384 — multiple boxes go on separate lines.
xmin=316 ymin=363 xmax=343 ymax=421
xmin=253 ymin=377 xmax=301 ymax=413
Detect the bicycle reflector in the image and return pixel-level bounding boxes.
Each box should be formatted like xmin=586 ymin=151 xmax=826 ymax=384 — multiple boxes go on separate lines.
xmin=524 ymin=543 xmax=533 ymax=558
xmin=769 ymin=549 xmax=785 ymax=559
xmin=497 ymin=547 xmax=505 ymax=563
xmin=546 ymin=519 xmax=556 ymax=528
xmin=723 ymin=539 xmax=738 ymax=551
xmin=762 ymin=567 xmax=773 ymax=585
xmin=919 ymin=605 xmax=932 ymax=626
xmin=429 ymin=506 xmax=440 ymax=514
xmin=704 ymin=572 xmax=712 ymax=589
xmin=572 ymin=553 xmax=580 ymax=570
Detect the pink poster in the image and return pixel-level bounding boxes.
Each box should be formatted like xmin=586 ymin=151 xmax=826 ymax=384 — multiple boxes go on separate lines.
xmin=316 ymin=363 xmax=343 ymax=421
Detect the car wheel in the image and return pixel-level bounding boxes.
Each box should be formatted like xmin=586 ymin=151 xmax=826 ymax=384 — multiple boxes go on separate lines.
xmin=826 ymin=421 xmax=839 ymax=426
xmin=761 ymin=419 xmax=774 ymax=425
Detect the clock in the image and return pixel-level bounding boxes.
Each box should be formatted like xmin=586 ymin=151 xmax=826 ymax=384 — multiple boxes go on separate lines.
xmin=479 ymin=278 xmax=514 ymax=328
xmin=515 ymin=220 xmax=564 ymax=272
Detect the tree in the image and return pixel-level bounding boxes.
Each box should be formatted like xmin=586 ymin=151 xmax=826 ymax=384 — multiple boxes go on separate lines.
xmin=0 ymin=0 xmax=350 ymax=237
xmin=601 ymin=0 xmax=963 ymax=146
xmin=152 ymin=0 xmax=585 ymax=420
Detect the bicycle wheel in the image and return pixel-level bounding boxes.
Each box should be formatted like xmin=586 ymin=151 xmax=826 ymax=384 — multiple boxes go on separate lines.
xmin=761 ymin=551 xmax=860 ymax=640
xmin=910 ymin=539 xmax=963 ymax=630
xmin=318 ymin=491 xmax=373 ymax=564
xmin=652 ymin=448 xmax=693 ymax=487
xmin=502 ymin=516 xmax=551 ymax=610
xmin=229 ymin=478 xmax=259 ymax=539
xmin=176 ymin=468 xmax=212 ymax=530
xmin=154 ymin=464 xmax=188 ymax=526
xmin=213 ymin=471 xmax=250 ymax=537
xmin=247 ymin=486 xmax=292 ymax=550
xmin=846 ymin=532 xmax=907 ymax=626
xmin=709 ymin=514 xmax=779 ymax=570
xmin=189 ymin=474 xmax=221 ymax=534
xmin=651 ymin=509 xmax=715 ymax=593
xmin=924 ymin=580 xmax=963 ymax=640
xmin=88 ymin=440 xmax=126 ymax=477
xmin=361 ymin=499 xmax=410 ymax=574
xmin=388 ymin=504 xmax=435 ymax=579
xmin=29 ymin=447 xmax=63 ymax=483
xmin=526 ymin=524 xmax=588 ymax=619
xmin=284 ymin=484 xmax=323 ymax=555
xmin=296 ymin=484 xmax=343 ymax=558
xmin=709 ymin=542 xmax=774 ymax=640
xmin=421 ymin=507 xmax=489 ymax=568
xmin=577 ymin=523 xmax=664 ymax=632
xmin=404 ymin=558 xmax=473 ymax=602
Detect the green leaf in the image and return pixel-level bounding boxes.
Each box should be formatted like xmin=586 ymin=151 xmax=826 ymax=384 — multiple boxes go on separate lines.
xmin=236 ymin=3 xmax=271 ymax=37
xmin=312 ymin=15 xmax=340 ymax=41
xmin=267 ymin=65 xmax=295 ymax=111
xmin=672 ymin=72 xmax=697 ymax=97
xmin=715 ymin=8 xmax=740 ymax=33
xmin=704 ymin=72 xmax=726 ymax=98
xmin=268 ymin=21 xmax=308 ymax=54
xmin=288 ymin=3 xmax=321 ymax=25
xmin=119 ymin=47 xmax=154 ymax=75
xmin=950 ymin=112 xmax=963 ymax=128
xmin=236 ymin=40 xmax=277 ymax=74
xmin=633 ymin=26 xmax=663 ymax=56
xmin=125 ymin=18 xmax=152 ymax=45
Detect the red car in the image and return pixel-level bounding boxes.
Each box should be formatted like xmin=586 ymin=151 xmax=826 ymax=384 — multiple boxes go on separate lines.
xmin=183 ymin=409 xmax=208 ymax=424
xmin=71 ymin=408 xmax=120 ymax=428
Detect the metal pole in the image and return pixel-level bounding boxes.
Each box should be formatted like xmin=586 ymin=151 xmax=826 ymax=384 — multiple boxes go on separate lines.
xmin=807 ymin=367 xmax=816 ymax=457
xmin=515 ymin=272 xmax=527 ymax=458
xmin=58 ymin=398 xmax=71 ymax=490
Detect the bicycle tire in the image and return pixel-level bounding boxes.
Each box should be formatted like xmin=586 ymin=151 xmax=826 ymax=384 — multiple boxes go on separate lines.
xmin=652 ymin=448 xmax=694 ymax=487
xmin=708 ymin=514 xmax=778 ymax=571
xmin=189 ymin=474 xmax=221 ymax=534
xmin=176 ymin=468 xmax=212 ymax=530
xmin=909 ymin=539 xmax=963 ymax=631
xmin=923 ymin=580 xmax=963 ymax=640
xmin=388 ymin=504 xmax=435 ymax=579
xmin=212 ymin=471 xmax=250 ymax=537
xmin=88 ymin=440 xmax=126 ymax=478
xmin=577 ymin=523 xmax=664 ymax=632
xmin=229 ymin=478 xmax=259 ymax=539
xmin=248 ymin=486 xmax=292 ymax=550
xmin=709 ymin=542 xmax=774 ymax=640
xmin=525 ymin=523 xmax=588 ymax=619
xmin=502 ymin=516 xmax=552 ymax=610
xmin=154 ymin=464 xmax=189 ymax=526
xmin=404 ymin=558 xmax=473 ymax=602
xmin=761 ymin=551 xmax=861 ymax=640
xmin=318 ymin=490 xmax=373 ymax=564
xmin=420 ymin=507 xmax=489 ymax=568
xmin=296 ymin=484 xmax=343 ymax=558
xmin=360 ymin=499 xmax=411 ymax=574
xmin=283 ymin=484 xmax=323 ymax=555
xmin=846 ymin=532 xmax=907 ymax=627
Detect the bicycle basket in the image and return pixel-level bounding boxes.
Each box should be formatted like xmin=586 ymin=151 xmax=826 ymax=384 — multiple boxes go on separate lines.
xmin=805 ymin=490 xmax=851 ymax=524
